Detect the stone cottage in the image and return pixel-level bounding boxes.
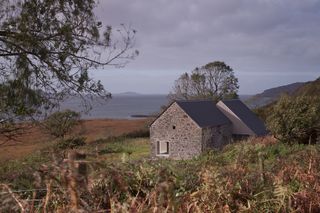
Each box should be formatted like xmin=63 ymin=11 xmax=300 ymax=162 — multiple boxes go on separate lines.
xmin=150 ymin=99 xmax=267 ymax=159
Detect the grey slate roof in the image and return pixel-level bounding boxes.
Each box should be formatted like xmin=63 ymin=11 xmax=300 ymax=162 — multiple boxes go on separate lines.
xmin=176 ymin=100 xmax=230 ymax=127
xmin=220 ymin=99 xmax=268 ymax=136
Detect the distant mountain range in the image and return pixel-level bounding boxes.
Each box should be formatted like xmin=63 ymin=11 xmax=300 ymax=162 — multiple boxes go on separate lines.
xmin=114 ymin=92 xmax=142 ymax=96
xmin=246 ymin=77 xmax=320 ymax=108
xmin=114 ymin=92 xmax=167 ymax=97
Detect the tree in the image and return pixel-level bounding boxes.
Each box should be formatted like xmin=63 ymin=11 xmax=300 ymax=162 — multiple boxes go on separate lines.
xmin=0 ymin=0 xmax=137 ymax=138
xmin=266 ymin=95 xmax=320 ymax=144
xmin=43 ymin=110 xmax=81 ymax=139
xmin=0 ymin=82 xmax=43 ymax=140
xmin=169 ymin=61 xmax=239 ymax=101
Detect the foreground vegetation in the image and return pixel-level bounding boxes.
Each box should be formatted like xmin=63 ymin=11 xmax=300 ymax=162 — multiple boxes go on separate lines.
xmin=1 ymin=135 xmax=319 ymax=212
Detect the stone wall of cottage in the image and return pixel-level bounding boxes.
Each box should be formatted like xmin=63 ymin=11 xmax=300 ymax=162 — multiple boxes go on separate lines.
xmin=201 ymin=124 xmax=232 ymax=152
xmin=150 ymin=103 xmax=202 ymax=160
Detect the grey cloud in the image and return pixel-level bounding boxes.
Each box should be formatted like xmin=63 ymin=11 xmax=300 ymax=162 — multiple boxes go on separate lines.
xmin=93 ymin=0 xmax=320 ymax=94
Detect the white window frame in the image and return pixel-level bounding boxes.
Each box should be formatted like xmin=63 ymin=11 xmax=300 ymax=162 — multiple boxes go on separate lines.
xmin=157 ymin=141 xmax=169 ymax=156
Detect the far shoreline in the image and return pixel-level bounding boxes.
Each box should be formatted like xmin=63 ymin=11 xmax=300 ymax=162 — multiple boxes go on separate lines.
xmin=79 ymin=116 xmax=152 ymax=121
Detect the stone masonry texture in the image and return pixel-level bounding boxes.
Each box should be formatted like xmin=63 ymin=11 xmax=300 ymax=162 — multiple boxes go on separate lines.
xmin=150 ymin=103 xmax=232 ymax=160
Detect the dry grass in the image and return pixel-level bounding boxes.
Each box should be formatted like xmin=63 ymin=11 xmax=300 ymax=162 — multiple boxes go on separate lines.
xmin=1 ymin=136 xmax=320 ymax=212
xmin=80 ymin=119 xmax=148 ymax=142
xmin=0 ymin=119 xmax=148 ymax=161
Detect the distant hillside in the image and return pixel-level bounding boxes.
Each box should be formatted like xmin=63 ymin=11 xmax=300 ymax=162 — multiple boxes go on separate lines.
xmin=239 ymin=94 xmax=253 ymax=101
xmin=253 ymin=77 xmax=320 ymax=121
xmin=246 ymin=82 xmax=305 ymax=108
xmin=293 ymin=77 xmax=320 ymax=97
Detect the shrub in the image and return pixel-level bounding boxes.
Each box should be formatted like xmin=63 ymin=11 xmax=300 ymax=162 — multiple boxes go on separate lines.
xmin=123 ymin=129 xmax=149 ymax=138
xmin=266 ymin=95 xmax=320 ymax=144
xmin=43 ymin=110 xmax=81 ymax=138
xmin=57 ymin=137 xmax=86 ymax=149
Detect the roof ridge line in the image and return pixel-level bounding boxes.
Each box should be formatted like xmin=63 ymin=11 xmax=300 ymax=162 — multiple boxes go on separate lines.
xmin=175 ymin=99 xmax=215 ymax=102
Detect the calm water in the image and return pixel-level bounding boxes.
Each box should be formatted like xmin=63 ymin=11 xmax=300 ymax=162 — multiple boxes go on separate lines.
xmin=60 ymin=94 xmax=252 ymax=120
xmin=60 ymin=95 xmax=169 ymax=119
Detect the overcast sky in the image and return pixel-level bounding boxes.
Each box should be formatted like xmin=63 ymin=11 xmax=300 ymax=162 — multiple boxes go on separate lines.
xmin=93 ymin=0 xmax=320 ymax=95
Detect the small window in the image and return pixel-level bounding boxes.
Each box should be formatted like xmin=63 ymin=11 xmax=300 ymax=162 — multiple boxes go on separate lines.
xmin=172 ymin=125 xmax=176 ymax=129
xmin=157 ymin=141 xmax=169 ymax=155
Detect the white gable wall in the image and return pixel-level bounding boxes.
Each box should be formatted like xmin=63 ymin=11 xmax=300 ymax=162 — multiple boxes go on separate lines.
xmin=216 ymin=101 xmax=255 ymax=136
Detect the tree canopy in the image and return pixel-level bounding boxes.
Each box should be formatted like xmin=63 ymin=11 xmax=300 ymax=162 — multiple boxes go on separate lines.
xmin=169 ymin=61 xmax=239 ymax=101
xmin=0 ymin=0 xmax=137 ymax=138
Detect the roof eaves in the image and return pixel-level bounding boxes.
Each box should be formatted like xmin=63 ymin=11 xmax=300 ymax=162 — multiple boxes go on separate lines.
xmin=199 ymin=120 xmax=232 ymax=128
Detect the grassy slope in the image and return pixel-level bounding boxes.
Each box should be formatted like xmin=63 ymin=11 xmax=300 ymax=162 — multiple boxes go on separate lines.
xmin=1 ymin=135 xmax=319 ymax=212
xmin=0 ymin=136 xmax=150 ymax=187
